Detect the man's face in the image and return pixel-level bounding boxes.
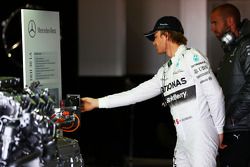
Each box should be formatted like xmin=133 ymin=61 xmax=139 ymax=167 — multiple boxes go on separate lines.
xmin=153 ymin=31 xmax=167 ymax=55
xmin=210 ymin=10 xmax=228 ymax=39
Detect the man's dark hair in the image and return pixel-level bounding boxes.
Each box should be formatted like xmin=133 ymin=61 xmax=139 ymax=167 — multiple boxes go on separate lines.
xmin=212 ymin=3 xmax=241 ymax=27
xmin=161 ymin=30 xmax=187 ymax=45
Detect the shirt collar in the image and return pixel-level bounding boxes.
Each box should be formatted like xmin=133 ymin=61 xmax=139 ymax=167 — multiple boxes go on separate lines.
xmin=167 ymin=44 xmax=186 ymax=67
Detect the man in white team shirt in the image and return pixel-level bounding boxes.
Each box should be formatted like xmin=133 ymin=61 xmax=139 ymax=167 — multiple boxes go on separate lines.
xmin=81 ymin=16 xmax=226 ymax=167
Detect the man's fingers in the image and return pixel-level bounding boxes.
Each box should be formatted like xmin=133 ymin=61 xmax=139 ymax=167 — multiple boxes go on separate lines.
xmin=219 ymin=144 xmax=228 ymax=149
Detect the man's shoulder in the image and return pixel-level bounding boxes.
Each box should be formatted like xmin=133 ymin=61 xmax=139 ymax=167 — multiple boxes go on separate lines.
xmin=235 ymin=32 xmax=250 ymax=52
xmin=183 ymin=47 xmax=206 ymax=60
xmin=239 ymin=19 xmax=250 ymax=37
xmin=238 ymin=34 xmax=250 ymax=49
xmin=181 ymin=48 xmax=209 ymax=68
xmin=235 ymin=35 xmax=250 ymax=60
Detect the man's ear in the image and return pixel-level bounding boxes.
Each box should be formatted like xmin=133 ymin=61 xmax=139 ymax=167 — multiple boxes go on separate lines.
xmin=226 ymin=16 xmax=234 ymax=28
xmin=161 ymin=31 xmax=168 ymax=40
xmin=227 ymin=16 xmax=238 ymax=33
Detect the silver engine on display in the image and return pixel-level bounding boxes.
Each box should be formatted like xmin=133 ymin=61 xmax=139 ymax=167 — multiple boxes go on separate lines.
xmin=0 ymin=77 xmax=83 ymax=167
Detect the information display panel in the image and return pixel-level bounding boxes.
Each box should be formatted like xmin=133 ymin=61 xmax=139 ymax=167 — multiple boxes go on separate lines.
xmin=21 ymin=9 xmax=62 ymax=106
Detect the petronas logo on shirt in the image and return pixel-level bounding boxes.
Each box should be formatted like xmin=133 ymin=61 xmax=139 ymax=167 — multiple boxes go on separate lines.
xmin=165 ymin=77 xmax=187 ymax=91
xmin=193 ymin=55 xmax=199 ymax=62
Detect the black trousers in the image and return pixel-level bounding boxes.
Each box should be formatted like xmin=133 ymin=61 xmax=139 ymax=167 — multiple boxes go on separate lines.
xmin=218 ymin=131 xmax=250 ymax=167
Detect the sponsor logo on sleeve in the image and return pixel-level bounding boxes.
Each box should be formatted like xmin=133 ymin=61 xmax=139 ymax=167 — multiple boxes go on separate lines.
xmin=190 ymin=58 xmax=211 ymax=79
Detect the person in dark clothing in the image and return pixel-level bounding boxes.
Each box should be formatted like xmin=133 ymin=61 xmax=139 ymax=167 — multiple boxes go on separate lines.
xmin=210 ymin=3 xmax=250 ymax=167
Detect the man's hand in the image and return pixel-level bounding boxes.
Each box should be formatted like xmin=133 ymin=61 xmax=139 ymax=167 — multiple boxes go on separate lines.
xmin=80 ymin=97 xmax=99 ymax=112
xmin=218 ymin=133 xmax=227 ymax=149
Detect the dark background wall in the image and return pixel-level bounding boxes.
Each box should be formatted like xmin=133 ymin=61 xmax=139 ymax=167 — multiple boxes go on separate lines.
xmin=0 ymin=0 xmax=176 ymax=166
